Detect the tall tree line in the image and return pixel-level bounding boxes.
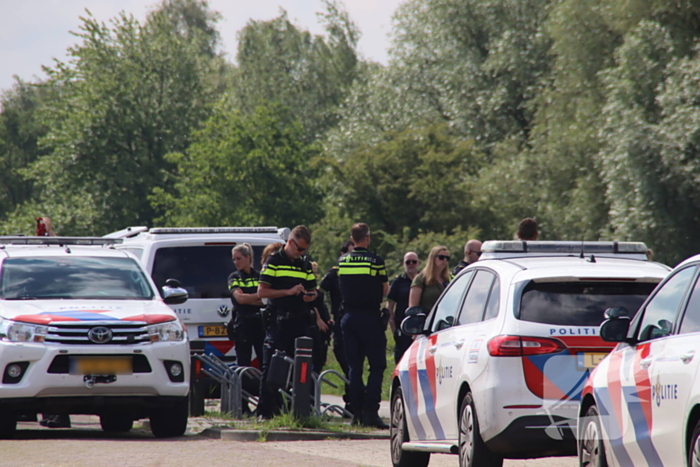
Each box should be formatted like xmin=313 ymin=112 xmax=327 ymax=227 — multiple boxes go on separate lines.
xmin=3 ymin=0 xmax=700 ymax=272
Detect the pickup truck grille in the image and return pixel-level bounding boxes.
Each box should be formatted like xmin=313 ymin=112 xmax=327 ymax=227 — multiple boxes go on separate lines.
xmin=45 ymin=322 xmax=150 ymax=345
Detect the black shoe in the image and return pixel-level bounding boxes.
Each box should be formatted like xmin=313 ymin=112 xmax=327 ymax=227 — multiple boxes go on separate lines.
xmin=17 ymin=414 xmax=38 ymax=422
xmin=39 ymin=414 xmax=71 ymax=428
xmin=361 ymin=412 xmax=388 ymax=429
xmin=350 ymin=408 xmax=363 ymax=426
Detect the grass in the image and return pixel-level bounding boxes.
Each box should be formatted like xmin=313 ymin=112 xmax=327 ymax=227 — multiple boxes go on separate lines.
xmin=321 ymin=327 xmax=396 ymax=402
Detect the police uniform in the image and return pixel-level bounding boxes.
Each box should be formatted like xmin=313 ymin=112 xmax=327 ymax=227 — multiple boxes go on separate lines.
xmin=256 ymin=248 xmax=316 ymax=419
xmin=338 ymin=247 xmax=388 ymax=426
xmin=387 ymin=272 xmax=414 ymax=364
xmin=227 ymin=268 xmax=264 ymax=367
xmin=452 ymin=260 xmax=469 ymax=279
xmin=319 ymin=262 xmax=349 ymax=381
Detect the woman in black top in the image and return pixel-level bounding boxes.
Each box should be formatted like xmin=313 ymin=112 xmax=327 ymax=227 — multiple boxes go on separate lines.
xmin=227 ymin=243 xmax=265 ymax=367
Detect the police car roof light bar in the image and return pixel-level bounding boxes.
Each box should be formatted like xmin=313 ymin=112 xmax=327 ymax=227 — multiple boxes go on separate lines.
xmin=482 ymin=240 xmax=648 ymax=255
xmin=149 ymin=227 xmax=280 ymax=235
xmin=0 ymin=236 xmax=124 ymax=246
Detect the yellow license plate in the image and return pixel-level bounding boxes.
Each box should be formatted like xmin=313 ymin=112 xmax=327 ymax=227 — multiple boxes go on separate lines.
xmin=70 ymin=356 xmax=133 ymax=375
xmin=200 ymin=325 xmax=228 ymax=337
xmin=578 ymin=353 xmax=607 ymax=370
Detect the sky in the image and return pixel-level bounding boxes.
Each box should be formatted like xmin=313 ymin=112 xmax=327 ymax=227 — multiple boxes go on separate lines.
xmin=0 ymin=0 xmax=405 ymax=92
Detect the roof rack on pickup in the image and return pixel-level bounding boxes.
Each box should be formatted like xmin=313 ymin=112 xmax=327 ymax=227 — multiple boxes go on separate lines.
xmin=0 ymin=236 xmax=123 ymax=246
xmin=481 ymin=240 xmax=649 ymax=260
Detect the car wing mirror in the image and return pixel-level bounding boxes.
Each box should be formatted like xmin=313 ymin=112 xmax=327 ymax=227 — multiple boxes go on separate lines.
xmin=600 ymin=316 xmax=632 ymax=343
xmin=162 ymin=278 xmax=188 ymax=305
xmin=604 ymin=307 xmax=629 ymax=319
xmin=401 ymin=307 xmax=428 ymax=336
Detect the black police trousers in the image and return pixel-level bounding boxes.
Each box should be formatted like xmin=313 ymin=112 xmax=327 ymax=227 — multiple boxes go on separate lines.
xmin=233 ymin=313 xmax=265 ymax=368
xmin=341 ymin=311 xmax=387 ymax=414
xmin=256 ymin=316 xmax=311 ymax=419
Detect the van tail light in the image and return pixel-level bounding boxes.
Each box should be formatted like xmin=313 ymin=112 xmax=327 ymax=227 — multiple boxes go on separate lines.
xmin=487 ymin=335 xmax=567 ymax=356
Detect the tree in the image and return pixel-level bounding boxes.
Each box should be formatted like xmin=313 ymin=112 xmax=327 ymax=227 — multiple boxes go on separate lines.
xmin=0 ymin=80 xmax=53 ymax=221
xmin=13 ymin=6 xmax=221 ymax=235
xmin=151 ymin=102 xmax=323 ymax=228
xmin=230 ymin=1 xmax=359 ymax=142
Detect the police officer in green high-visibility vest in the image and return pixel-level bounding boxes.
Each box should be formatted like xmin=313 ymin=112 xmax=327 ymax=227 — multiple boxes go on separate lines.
xmin=256 ymin=225 xmax=318 ymax=420
xmin=338 ymin=223 xmax=389 ymax=428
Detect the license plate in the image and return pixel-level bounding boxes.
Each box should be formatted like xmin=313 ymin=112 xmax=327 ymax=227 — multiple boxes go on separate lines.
xmin=577 ymin=352 xmax=607 ymax=370
xmin=70 ymin=356 xmax=133 ymax=375
xmin=199 ymin=325 xmax=227 ymax=338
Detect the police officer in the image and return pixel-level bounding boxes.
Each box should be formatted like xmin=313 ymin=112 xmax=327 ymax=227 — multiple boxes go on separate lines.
xmin=256 ymin=225 xmax=317 ymax=420
xmin=319 ymin=240 xmax=354 ymax=407
xmin=452 ymin=239 xmax=482 ymax=278
xmin=338 ymin=223 xmax=389 ymax=428
xmin=227 ymin=243 xmax=265 ymax=368
xmin=387 ymin=251 xmax=420 ymax=364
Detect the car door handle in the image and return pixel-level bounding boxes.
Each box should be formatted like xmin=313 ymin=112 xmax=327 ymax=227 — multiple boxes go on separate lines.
xmin=454 ymin=340 xmax=465 ymax=349
xmin=681 ymin=351 xmax=695 ymax=364
xmin=428 ymin=346 xmax=438 ymax=354
xmin=640 ymin=357 xmax=652 ymax=369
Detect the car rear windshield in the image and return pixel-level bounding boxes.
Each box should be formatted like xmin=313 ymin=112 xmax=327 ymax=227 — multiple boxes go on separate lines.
xmin=151 ymin=246 xmax=265 ymax=299
xmin=0 ymin=257 xmax=154 ymax=300
xmin=519 ymin=281 xmax=658 ymax=326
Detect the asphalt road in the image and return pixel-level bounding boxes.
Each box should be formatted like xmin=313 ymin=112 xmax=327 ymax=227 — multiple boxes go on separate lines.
xmin=0 ymin=416 xmax=579 ymax=467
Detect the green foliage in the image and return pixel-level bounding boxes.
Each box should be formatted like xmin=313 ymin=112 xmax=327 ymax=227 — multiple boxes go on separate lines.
xmin=0 ymin=81 xmax=53 ymax=221
xmin=16 ymin=7 xmax=221 ymax=235
xmin=230 ymin=1 xmax=359 ymax=143
xmin=152 ymin=102 xmax=323 ymax=228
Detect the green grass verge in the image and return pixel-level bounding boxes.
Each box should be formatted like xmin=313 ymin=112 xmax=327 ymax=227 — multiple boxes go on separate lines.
xmin=320 ymin=327 xmax=396 ymax=401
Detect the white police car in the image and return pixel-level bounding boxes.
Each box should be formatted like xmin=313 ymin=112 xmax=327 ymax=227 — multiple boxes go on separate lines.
xmin=0 ymin=236 xmax=190 ymax=438
xmin=579 ymin=252 xmax=700 ymax=467
xmin=390 ymin=241 xmax=670 ymax=467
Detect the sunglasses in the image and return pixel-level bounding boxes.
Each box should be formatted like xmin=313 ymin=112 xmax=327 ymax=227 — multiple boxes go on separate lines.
xmin=470 ymin=250 xmax=483 ymax=257
xmin=290 ymin=237 xmax=308 ymax=253
xmin=437 ymin=255 xmax=450 ymax=261
xmin=405 ymin=260 xmax=418 ymax=265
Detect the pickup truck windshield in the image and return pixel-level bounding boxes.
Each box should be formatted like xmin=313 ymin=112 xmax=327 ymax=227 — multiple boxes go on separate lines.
xmin=0 ymin=257 xmax=154 ymax=300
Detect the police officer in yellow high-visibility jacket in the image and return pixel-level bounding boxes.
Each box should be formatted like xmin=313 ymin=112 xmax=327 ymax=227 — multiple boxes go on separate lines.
xmin=338 ymin=223 xmax=389 ymax=428
xmin=256 ymin=225 xmax=317 ymax=420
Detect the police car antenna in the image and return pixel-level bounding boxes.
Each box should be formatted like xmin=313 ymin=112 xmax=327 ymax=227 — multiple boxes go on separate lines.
xmin=579 ymin=238 xmax=584 ymax=259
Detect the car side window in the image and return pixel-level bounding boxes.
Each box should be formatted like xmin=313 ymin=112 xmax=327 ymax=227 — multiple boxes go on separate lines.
xmin=679 ymin=269 xmax=700 ymax=335
xmin=429 ymin=271 xmax=473 ymax=333
xmin=637 ymin=266 xmax=696 ymax=342
xmin=483 ymin=276 xmax=501 ymax=321
xmin=457 ymin=271 xmax=495 ymax=325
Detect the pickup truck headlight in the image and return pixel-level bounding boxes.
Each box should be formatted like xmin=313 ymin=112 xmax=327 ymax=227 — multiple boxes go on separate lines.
xmin=0 ymin=318 xmax=48 ymax=342
xmin=148 ymin=320 xmax=185 ymax=342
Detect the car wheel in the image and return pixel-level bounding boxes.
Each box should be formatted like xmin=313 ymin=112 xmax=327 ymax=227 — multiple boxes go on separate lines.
xmin=150 ymin=396 xmax=188 ymax=438
xmin=689 ymin=419 xmax=700 ymax=467
xmin=390 ymin=387 xmax=430 ymax=467
xmin=579 ymin=404 xmax=608 ymax=467
xmin=100 ymin=411 xmax=134 ymax=433
xmin=458 ymin=392 xmax=503 ymax=467
xmin=0 ymin=412 xmax=17 ymax=439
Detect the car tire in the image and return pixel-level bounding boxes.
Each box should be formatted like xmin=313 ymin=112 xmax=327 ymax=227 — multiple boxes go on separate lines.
xmin=579 ymin=404 xmax=608 ymax=467
xmin=689 ymin=419 xmax=700 ymax=467
xmin=149 ymin=396 xmax=188 ymax=438
xmin=390 ymin=386 xmax=430 ymax=467
xmin=458 ymin=392 xmax=503 ymax=467
xmin=0 ymin=412 xmax=17 ymax=439
xmin=100 ymin=412 xmax=134 ymax=433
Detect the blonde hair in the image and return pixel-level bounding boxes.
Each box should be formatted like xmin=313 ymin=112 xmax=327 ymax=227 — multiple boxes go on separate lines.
xmin=261 ymin=242 xmax=284 ymax=266
xmin=423 ymin=245 xmax=450 ymax=286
